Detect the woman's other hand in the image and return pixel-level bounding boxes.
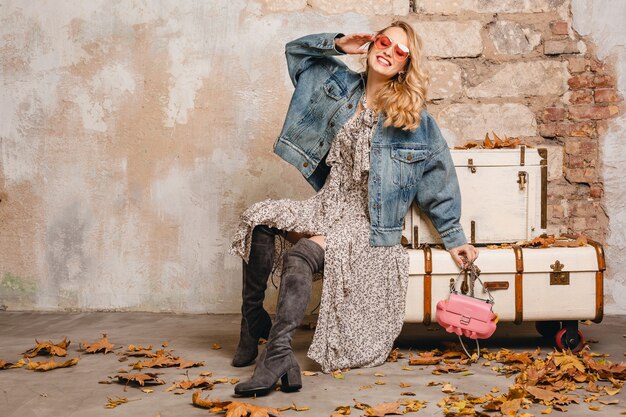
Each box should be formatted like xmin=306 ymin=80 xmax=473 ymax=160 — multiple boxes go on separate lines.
xmin=335 ymin=33 xmax=375 ymax=54
xmin=448 ymin=244 xmax=479 ymax=269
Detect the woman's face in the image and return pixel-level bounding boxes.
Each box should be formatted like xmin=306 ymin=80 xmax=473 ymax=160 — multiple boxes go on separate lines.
xmin=367 ymin=26 xmax=410 ymax=80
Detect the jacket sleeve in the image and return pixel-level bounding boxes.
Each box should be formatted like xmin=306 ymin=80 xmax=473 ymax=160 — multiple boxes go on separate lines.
xmin=414 ymin=120 xmax=467 ymax=250
xmin=285 ymin=32 xmax=347 ymax=87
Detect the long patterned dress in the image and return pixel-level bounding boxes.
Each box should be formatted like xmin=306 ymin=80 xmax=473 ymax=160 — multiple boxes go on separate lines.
xmin=229 ymin=94 xmax=409 ymax=373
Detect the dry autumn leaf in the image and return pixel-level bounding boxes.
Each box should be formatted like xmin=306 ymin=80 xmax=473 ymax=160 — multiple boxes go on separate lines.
xmin=331 ymin=404 xmax=351 ymax=416
xmin=408 ymin=352 xmax=441 ymax=366
xmin=386 ymin=347 xmax=403 ymax=362
xmin=116 ymin=372 xmax=165 ymax=386
xmin=302 ymin=371 xmax=318 ymax=376
xmin=79 ymin=334 xmax=114 ymax=354
xmin=332 ymin=370 xmax=345 ymax=379
xmin=0 ymin=358 xmax=26 ymax=369
xmin=365 ymin=401 xmax=403 ymax=417
xmin=105 ymin=396 xmax=129 ymax=408
xmin=401 ymin=400 xmax=426 ymax=412
xmin=23 ymin=337 xmax=70 ymax=358
xmin=167 ymin=377 xmax=214 ymax=391
xmin=192 ymin=391 xmax=284 ymax=417
xmin=278 ymin=403 xmax=310 ymax=412
xmin=441 ymin=383 xmax=456 ymax=393
xmin=131 ymin=350 xmax=204 ymax=369
xmin=27 ymin=357 xmax=79 ymax=371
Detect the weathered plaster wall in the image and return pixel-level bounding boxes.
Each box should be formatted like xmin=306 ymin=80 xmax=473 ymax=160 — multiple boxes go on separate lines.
xmin=0 ymin=0 xmax=624 ymax=314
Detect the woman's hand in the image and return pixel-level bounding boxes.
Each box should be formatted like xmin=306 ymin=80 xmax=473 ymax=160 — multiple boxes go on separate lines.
xmin=335 ymin=33 xmax=375 ymax=54
xmin=448 ymin=244 xmax=479 ymax=269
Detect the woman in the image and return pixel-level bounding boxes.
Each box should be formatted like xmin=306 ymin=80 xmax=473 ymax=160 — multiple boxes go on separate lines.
xmin=229 ymin=21 xmax=478 ymax=397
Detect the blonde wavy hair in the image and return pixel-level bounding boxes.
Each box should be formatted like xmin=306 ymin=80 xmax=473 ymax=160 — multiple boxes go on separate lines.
xmin=362 ymin=21 xmax=429 ymax=131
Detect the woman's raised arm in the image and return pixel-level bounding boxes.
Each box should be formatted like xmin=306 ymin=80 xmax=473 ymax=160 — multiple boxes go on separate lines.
xmin=284 ymin=32 xmax=373 ymax=87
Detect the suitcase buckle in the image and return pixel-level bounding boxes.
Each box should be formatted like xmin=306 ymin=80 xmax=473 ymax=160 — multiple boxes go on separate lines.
xmin=550 ymin=260 xmax=570 ymax=285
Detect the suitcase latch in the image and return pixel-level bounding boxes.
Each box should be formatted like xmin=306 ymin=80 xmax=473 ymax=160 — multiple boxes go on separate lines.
xmin=468 ymin=158 xmax=476 ymax=173
xmin=550 ymin=260 xmax=570 ymax=285
xmin=518 ymin=171 xmax=527 ymax=191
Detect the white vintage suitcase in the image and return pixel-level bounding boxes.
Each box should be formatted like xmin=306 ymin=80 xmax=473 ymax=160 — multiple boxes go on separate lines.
xmin=404 ymin=239 xmax=605 ymax=351
xmin=401 ymin=146 xmax=547 ymax=247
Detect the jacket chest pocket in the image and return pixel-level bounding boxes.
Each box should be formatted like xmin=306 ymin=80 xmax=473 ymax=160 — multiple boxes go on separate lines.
xmin=391 ymin=147 xmax=428 ymax=192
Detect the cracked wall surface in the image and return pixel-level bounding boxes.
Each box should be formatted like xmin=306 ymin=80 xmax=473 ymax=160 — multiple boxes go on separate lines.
xmin=0 ymin=0 xmax=624 ymax=314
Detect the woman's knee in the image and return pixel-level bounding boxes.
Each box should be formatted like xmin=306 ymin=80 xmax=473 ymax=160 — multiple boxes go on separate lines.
xmin=284 ymin=237 xmax=325 ymax=274
xmin=308 ymin=235 xmax=326 ymax=251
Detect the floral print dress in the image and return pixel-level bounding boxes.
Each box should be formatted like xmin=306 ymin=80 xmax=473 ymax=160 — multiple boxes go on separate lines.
xmin=229 ymin=94 xmax=409 ymax=373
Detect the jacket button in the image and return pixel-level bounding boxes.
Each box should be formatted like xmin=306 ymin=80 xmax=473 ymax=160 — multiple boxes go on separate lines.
xmin=319 ymin=141 xmax=324 ymax=147
xmin=303 ymin=162 xmax=309 ymax=167
xmin=330 ymin=122 xmax=335 ymax=127
xmin=407 ymin=153 xmax=412 ymax=161
xmin=348 ymin=103 xmax=353 ymax=109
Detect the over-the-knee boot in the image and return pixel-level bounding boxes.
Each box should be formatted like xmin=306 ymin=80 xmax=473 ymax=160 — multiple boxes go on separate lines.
xmin=234 ymin=238 xmax=324 ymax=397
xmin=232 ymin=225 xmax=281 ymax=367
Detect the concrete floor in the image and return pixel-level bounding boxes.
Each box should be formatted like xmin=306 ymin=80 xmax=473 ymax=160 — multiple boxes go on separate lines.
xmin=0 ymin=312 xmax=624 ymax=417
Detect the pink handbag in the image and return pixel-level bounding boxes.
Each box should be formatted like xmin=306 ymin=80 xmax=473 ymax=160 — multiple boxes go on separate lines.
xmin=436 ymin=292 xmax=497 ymax=339
xmin=436 ymin=264 xmax=497 ymax=340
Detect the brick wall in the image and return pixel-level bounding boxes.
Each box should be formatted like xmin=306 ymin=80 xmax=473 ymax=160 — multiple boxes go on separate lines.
xmin=404 ymin=0 xmax=623 ymax=242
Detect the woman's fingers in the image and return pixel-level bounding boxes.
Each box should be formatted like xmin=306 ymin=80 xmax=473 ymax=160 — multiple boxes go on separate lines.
xmin=449 ymin=250 xmax=464 ymax=269
xmin=340 ymin=33 xmax=375 ymax=53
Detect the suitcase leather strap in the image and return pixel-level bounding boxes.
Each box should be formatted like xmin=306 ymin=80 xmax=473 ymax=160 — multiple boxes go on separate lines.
xmin=423 ymin=245 xmax=432 ymax=325
xmin=562 ymin=234 xmax=605 ymax=323
xmin=512 ymin=245 xmax=524 ymax=324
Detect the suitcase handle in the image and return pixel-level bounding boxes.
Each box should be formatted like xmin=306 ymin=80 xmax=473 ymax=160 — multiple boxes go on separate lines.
xmin=483 ymin=281 xmax=509 ymax=290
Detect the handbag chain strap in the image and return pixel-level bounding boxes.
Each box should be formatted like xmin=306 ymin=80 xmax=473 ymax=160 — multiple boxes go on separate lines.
xmin=450 ymin=261 xmax=495 ymax=304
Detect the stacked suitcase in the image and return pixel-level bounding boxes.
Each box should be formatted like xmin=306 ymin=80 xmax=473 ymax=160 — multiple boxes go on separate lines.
xmin=402 ymin=145 xmax=604 ymax=352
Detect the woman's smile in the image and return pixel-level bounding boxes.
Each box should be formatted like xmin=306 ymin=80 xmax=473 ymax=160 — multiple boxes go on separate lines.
xmin=376 ymin=54 xmax=392 ymax=67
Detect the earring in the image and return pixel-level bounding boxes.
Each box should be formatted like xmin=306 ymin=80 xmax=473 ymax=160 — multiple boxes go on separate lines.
xmin=397 ymin=71 xmax=406 ymax=83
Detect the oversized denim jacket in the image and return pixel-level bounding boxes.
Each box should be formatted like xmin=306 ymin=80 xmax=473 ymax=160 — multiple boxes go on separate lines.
xmin=273 ymin=32 xmax=467 ymax=250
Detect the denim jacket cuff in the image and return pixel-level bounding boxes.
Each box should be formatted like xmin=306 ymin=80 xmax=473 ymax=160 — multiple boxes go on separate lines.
xmin=440 ymin=226 xmax=467 ymax=250
xmin=332 ymin=33 xmax=346 ymax=54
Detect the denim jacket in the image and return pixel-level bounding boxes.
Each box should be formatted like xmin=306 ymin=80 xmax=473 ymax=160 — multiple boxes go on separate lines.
xmin=273 ymin=32 xmax=467 ymax=250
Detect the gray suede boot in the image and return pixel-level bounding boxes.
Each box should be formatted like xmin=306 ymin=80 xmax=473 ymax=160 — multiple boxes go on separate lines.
xmin=234 ymin=238 xmax=324 ymax=397
xmin=232 ymin=225 xmax=281 ymax=367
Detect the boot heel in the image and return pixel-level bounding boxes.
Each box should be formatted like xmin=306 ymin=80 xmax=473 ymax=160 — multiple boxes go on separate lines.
xmin=280 ymin=366 xmax=302 ymax=392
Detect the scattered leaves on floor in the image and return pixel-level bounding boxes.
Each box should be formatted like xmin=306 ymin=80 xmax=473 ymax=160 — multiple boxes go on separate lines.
xmin=22 ymin=337 xmax=70 ymax=358
xmin=27 ymin=357 xmax=79 ymax=371
xmin=302 ymin=370 xmax=318 ymax=376
xmin=79 ymin=334 xmax=114 ymax=354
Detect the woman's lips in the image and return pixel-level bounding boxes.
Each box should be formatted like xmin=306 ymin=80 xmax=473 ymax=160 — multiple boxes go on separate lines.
xmin=376 ymin=55 xmax=391 ymax=67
